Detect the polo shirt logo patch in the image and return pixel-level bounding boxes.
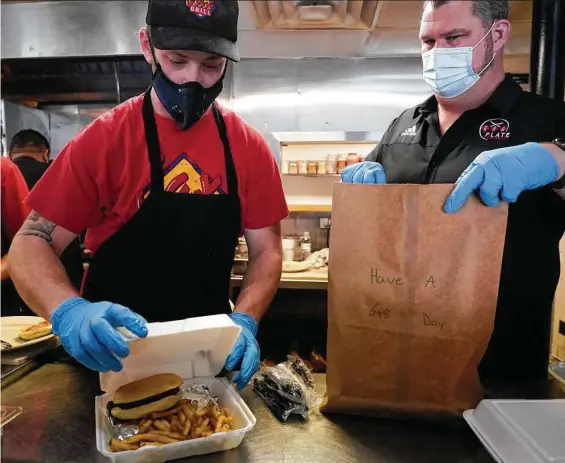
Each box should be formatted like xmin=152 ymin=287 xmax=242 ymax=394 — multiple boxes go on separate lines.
xmin=401 ymin=125 xmax=417 ymax=137
xmin=186 ymin=0 xmax=215 ymax=18
xmin=479 ymin=118 xmax=511 ymax=141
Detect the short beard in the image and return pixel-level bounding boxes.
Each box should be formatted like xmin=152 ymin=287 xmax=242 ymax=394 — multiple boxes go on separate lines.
xmin=479 ymin=35 xmax=495 ymax=75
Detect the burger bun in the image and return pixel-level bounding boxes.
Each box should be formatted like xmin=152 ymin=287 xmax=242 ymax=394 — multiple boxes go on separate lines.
xmin=110 ymin=392 xmax=182 ymax=420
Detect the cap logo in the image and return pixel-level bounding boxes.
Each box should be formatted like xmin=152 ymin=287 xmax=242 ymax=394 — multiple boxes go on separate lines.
xmin=479 ymin=118 xmax=511 ymax=141
xmin=186 ymin=0 xmax=215 ymax=18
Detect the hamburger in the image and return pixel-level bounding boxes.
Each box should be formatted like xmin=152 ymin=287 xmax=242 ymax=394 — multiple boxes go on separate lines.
xmin=18 ymin=320 xmax=52 ymax=341
xmin=108 ymin=373 xmax=183 ymax=420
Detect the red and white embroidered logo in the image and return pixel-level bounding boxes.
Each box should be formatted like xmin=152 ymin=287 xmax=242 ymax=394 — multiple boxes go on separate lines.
xmin=479 ymin=118 xmax=511 ymax=141
xmin=186 ymin=0 xmax=215 ymax=18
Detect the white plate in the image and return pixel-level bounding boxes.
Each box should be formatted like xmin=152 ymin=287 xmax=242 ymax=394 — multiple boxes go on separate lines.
xmin=1 ymin=316 xmax=55 ymax=352
xmin=282 ymin=261 xmax=311 ymax=273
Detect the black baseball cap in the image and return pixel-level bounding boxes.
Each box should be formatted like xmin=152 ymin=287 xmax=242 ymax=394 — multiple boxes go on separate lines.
xmin=146 ymin=0 xmax=240 ymax=62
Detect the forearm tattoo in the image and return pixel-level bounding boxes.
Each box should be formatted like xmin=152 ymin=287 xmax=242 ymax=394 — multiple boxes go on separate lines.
xmin=17 ymin=211 xmax=57 ymax=243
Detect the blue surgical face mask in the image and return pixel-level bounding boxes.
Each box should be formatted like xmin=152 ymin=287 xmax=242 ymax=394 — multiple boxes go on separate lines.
xmin=422 ymin=23 xmax=496 ymax=99
xmin=151 ymin=61 xmax=225 ymax=131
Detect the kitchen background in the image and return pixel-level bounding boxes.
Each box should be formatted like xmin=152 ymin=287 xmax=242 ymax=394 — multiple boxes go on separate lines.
xmin=1 ymin=0 xmax=563 ymax=361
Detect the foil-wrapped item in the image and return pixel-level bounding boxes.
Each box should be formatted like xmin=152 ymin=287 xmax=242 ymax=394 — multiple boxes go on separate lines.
xmin=180 ymin=384 xmax=216 ymax=410
xmin=107 ymin=419 xmax=139 ymax=440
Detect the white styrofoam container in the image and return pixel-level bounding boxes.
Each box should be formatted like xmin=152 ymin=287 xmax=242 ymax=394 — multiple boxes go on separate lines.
xmin=464 ymin=399 xmax=565 ymax=463
xmin=95 ymin=314 xmax=257 ymax=463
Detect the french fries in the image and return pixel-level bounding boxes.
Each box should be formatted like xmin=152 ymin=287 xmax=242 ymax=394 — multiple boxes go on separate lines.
xmin=109 ymin=399 xmax=235 ymax=453
xmin=153 ymin=419 xmax=170 ymax=431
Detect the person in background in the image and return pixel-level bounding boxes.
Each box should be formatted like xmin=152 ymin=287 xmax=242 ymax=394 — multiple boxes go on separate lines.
xmin=342 ymin=0 xmax=565 ymax=382
xmin=9 ymin=130 xmax=85 ymax=291
xmin=9 ymin=130 xmax=51 ymax=189
xmin=8 ymin=0 xmax=287 ymax=390
xmin=1 ymin=156 xmax=31 ymax=315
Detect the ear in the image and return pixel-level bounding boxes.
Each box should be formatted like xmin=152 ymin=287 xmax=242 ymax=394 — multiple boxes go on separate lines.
xmin=492 ymin=20 xmax=511 ymax=52
xmin=43 ymin=149 xmax=50 ymax=163
xmin=139 ymin=27 xmax=154 ymax=66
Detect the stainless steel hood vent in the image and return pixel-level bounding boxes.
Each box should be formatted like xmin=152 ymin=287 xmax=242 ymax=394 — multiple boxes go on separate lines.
xmin=250 ymin=0 xmax=378 ymax=30
xmin=0 ymin=1 xmax=533 ymax=61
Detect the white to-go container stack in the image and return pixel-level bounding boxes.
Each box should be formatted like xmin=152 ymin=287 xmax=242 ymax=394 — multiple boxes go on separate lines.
xmin=95 ymin=314 xmax=256 ymax=463
xmin=464 ymin=399 xmax=565 ymax=463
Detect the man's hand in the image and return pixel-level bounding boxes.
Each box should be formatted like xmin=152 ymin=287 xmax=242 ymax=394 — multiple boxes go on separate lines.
xmin=444 ymin=143 xmax=561 ymax=213
xmin=51 ymin=297 xmax=148 ymax=372
xmin=224 ymin=312 xmax=260 ymax=390
xmin=341 ymin=162 xmax=387 ymax=184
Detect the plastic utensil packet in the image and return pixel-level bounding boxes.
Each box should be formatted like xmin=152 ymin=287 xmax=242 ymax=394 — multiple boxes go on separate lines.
xmin=105 ymin=381 xmax=217 ymax=440
xmin=252 ymin=355 xmax=321 ymax=422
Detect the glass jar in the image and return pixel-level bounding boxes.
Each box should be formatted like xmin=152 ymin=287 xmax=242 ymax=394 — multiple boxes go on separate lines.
xmin=298 ymin=160 xmax=308 ymax=175
xmin=326 ymin=154 xmax=337 ymax=174
xmin=307 ymin=161 xmax=317 ymax=175
xmin=346 ymin=152 xmax=358 ymax=166
xmin=288 ymin=161 xmax=299 ymax=175
xmin=281 ymin=160 xmax=289 ymax=174
xmin=336 ymin=154 xmax=347 ymax=174
xmin=358 ymin=153 xmax=368 ymax=163
xmin=317 ymin=159 xmax=327 ymax=175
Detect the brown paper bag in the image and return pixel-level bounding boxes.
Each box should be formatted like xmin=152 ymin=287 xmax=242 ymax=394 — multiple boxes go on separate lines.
xmin=322 ymin=184 xmax=508 ymax=417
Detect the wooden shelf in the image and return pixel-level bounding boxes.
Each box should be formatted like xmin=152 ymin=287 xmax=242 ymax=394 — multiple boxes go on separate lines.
xmin=281 ymin=140 xmax=378 ymax=146
xmin=288 ymin=204 xmax=332 ymax=213
xmin=231 ymin=267 xmax=328 ymax=290
xmin=282 ymin=174 xmax=341 ymax=178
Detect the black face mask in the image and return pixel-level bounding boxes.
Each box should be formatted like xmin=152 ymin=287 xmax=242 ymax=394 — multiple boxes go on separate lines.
xmin=151 ymin=63 xmax=225 ymax=131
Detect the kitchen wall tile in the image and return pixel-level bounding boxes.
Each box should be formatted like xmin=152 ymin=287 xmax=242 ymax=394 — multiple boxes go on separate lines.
xmin=280 ymin=212 xmax=331 ymax=252
xmin=281 ymin=217 xmax=297 ymax=237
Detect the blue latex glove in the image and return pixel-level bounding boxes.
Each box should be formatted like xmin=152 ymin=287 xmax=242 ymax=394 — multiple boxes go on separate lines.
xmin=50 ymin=297 xmax=148 ymax=372
xmin=341 ymin=161 xmax=387 ymax=184
xmin=224 ymin=312 xmax=259 ymax=390
xmin=445 ymin=143 xmax=560 ymax=214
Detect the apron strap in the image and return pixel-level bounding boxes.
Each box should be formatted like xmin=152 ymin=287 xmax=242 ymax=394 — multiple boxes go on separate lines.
xmin=212 ymin=103 xmax=238 ymax=196
xmin=142 ymin=90 xmax=238 ymax=196
xmin=142 ymin=89 xmax=165 ymax=191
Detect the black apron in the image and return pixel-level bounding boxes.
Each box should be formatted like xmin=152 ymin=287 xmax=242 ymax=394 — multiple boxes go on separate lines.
xmin=82 ymin=91 xmax=241 ymax=322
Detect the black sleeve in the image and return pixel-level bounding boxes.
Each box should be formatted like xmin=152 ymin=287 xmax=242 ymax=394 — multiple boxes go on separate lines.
xmin=366 ymin=117 xmax=398 ymax=163
xmin=558 ymin=109 xmax=565 ymax=140
xmin=551 ymin=107 xmax=565 ymax=229
xmin=366 ymin=144 xmax=381 ymax=162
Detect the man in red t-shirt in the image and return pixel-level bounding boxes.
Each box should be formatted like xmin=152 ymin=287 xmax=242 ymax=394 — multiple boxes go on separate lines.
xmin=9 ymin=0 xmax=288 ymax=389
xmin=1 ymin=156 xmax=31 ymax=315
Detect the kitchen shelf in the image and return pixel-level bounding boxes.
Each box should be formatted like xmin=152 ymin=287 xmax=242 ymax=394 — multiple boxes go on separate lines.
xmin=272 ymin=131 xmax=382 ymax=144
xmin=288 ymin=204 xmax=332 ymax=213
xmin=282 ymin=174 xmax=341 ymax=178
xmin=231 ymin=267 xmax=328 ymax=290
xmin=281 ymin=140 xmax=377 ymax=146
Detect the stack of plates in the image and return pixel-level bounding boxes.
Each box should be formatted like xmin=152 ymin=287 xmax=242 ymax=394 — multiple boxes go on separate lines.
xmin=464 ymin=399 xmax=565 ymax=463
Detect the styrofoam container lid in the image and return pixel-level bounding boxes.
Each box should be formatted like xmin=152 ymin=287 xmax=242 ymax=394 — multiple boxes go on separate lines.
xmin=99 ymin=314 xmax=241 ymax=393
xmin=464 ymin=399 xmax=565 ymax=463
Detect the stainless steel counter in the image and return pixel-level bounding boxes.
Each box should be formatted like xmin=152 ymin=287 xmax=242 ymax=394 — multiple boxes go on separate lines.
xmin=2 ymin=359 xmax=563 ymax=463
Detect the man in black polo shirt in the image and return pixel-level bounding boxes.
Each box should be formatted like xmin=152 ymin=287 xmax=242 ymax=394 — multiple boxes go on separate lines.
xmin=9 ymin=130 xmax=84 ymax=292
xmin=9 ymin=130 xmax=52 ymax=190
xmin=343 ymin=0 xmax=565 ymax=383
